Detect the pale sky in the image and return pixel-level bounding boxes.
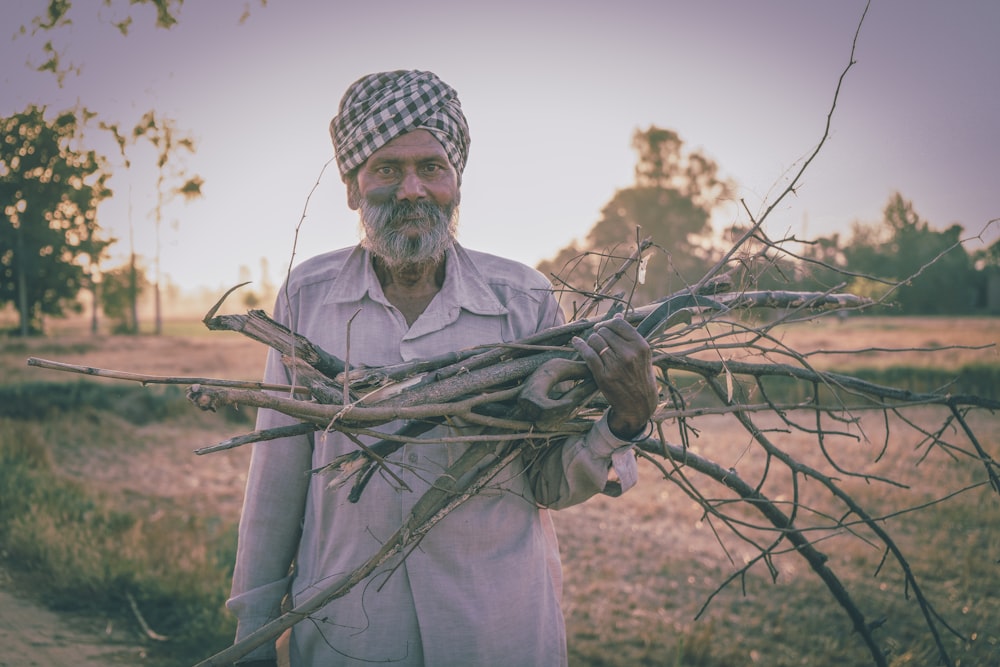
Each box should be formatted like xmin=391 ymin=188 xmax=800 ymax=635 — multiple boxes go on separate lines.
xmin=3 ymin=0 xmax=998 ymax=296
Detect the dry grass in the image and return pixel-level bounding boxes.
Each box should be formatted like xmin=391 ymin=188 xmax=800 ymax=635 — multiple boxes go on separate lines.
xmin=554 ymin=407 xmax=1000 ymax=666
xmin=750 ymin=315 xmax=999 ymax=371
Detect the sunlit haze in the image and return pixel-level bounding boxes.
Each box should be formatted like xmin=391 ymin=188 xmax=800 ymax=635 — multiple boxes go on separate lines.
xmin=3 ymin=0 xmax=998 ymax=301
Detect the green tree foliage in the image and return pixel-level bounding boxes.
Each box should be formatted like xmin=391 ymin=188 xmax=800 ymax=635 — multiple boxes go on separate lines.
xmin=0 ymin=106 xmax=112 ymax=335
xmin=976 ymin=237 xmax=1000 ymax=269
xmin=20 ymin=0 xmax=184 ymax=85
xmin=21 ymin=0 xmax=265 ymax=84
xmin=843 ymin=193 xmax=976 ymax=314
xmin=29 ymin=0 xmax=184 ymax=34
xmin=537 ymin=127 xmax=732 ymax=312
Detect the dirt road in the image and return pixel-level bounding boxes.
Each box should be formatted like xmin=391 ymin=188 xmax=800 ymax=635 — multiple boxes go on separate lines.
xmin=0 ymin=583 xmax=146 ymax=666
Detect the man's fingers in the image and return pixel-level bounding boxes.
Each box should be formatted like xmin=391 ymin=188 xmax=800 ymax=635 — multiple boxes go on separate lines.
xmin=595 ymin=314 xmax=646 ymax=344
xmin=571 ymin=335 xmax=602 ymax=364
xmin=586 ymin=331 xmax=613 ymax=357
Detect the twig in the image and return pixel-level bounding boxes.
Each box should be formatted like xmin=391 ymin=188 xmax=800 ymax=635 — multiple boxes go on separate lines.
xmin=26 ymin=357 xmax=308 ymax=395
xmin=125 ymin=591 xmax=168 ymax=642
xmin=194 ymin=423 xmax=317 ymax=455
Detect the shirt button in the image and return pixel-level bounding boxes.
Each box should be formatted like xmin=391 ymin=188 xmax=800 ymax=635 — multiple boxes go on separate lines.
xmin=408 ymin=452 xmax=418 ymax=464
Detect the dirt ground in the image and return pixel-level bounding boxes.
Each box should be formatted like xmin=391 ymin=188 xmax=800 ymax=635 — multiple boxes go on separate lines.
xmin=0 ymin=573 xmax=148 ymax=666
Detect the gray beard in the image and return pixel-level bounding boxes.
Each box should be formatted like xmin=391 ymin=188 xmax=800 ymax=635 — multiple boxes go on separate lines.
xmin=359 ymin=199 xmax=458 ymax=269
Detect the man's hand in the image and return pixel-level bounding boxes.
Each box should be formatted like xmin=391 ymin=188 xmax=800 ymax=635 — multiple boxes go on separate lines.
xmin=571 ymin=313 xmax=659 ymax=440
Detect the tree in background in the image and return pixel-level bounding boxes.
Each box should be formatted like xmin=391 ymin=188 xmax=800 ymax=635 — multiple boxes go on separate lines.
xmin=971 ymin=236 xmax=1000 ymax=312
xmin=0 ymin=105 xmax=112 ymax=335
xmin=20 ymin=0 xmax=218 ymax=336
xmin=131 ymin=110 xmax=203 ymax=335
xmin=537 ymin=126 xmax=732 ymax=314
xmin=843 ymin=193 xmax=976 ymax=314
xmin=99 ymin=260 xmax=149 ymax=334
xmin=101 ymin=112 xmax=204 ymax=335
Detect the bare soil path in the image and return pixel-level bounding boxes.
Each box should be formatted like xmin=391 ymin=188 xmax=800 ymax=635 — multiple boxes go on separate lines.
xmin=0 ymin=578 xmax=147 ymax=666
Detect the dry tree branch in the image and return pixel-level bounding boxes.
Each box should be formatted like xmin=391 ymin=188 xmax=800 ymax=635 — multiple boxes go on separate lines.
xmin=25 ymin=356 xmax=308 ymax=395
xmin=637 ymin=436 xmax=888 ymax=665
xmin=702 ymin=375 xmax=962 ymax=666
xmin=573 ymin=236 xmax=654 ymax=319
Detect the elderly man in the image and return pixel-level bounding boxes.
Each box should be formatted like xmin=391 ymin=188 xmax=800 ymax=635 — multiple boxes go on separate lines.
xmin=229 ymin=70 xmax=659 ymax=667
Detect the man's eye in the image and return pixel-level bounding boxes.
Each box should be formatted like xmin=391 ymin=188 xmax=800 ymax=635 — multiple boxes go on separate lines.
xmin=376 ymin=166 xmax=396 ymax=176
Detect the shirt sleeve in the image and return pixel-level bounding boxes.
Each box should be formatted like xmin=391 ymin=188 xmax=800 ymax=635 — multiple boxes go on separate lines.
xmin=225 ymin=320 xmax=314 ymax=660
xmin=524 ymin=291 xmax=640 ymax=509
xmin=527 ymin=413 xmax=638 ymax=509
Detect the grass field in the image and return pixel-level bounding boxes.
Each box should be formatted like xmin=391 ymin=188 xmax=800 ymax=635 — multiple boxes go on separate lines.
xmin=0 ymin=315 xmax=997 ymax=666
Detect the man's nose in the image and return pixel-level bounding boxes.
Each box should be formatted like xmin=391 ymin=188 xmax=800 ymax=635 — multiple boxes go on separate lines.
xmin=396 ymin=170 xmax=427 ymax=201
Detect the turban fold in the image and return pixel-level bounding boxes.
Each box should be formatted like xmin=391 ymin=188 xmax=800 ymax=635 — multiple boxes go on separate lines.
xmin=330 ymin=70 xmax=471 ymax=181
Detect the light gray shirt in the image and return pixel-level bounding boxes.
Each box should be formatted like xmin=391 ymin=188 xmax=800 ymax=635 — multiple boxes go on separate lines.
xmin=227 ymin=243 xmax=637 ymax=666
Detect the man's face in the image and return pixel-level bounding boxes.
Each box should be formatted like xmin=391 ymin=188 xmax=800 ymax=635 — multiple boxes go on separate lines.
xmin=349 ymin=129 xmax=460 ymax=268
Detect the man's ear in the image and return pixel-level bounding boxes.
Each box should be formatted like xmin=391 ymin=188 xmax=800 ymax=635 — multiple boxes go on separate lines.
xmin=346 ymin=175 xmax=361 ymax=210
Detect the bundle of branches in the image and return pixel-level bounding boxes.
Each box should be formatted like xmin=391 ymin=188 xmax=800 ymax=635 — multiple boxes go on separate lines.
xmin=23 ymin=230 xmax=996 ymax=667
xmin=202 ymin=244 xmax=998 ymax=667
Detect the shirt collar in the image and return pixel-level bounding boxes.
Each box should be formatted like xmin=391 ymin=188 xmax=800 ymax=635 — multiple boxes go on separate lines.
xmin=322 ymin=243 xmax=509 ymax=318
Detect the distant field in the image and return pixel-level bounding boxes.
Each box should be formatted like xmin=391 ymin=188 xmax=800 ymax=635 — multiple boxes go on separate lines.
xmin=753 ymin=314 xmax=998 ymax=370
xmin=1 ymin=315 xmax=997 ymax=666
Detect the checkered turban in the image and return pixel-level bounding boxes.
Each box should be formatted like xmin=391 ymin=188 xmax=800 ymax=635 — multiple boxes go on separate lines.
xmin=330 ymin=70 xmax=471 ymax=182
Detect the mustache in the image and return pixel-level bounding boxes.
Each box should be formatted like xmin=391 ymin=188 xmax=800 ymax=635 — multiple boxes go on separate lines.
xmin=359 ymin=198 xmax=458 ymax=267
xmin=389 ymin=200 xmax=450 ymax=224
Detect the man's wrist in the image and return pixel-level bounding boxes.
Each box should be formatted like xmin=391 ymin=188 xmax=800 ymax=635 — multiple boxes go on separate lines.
xmin=607 ymin=409 xmax=654 ymax=442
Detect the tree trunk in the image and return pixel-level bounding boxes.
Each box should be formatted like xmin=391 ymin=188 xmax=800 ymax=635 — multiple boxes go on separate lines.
xmin=16 ymin=224 xmax=29 ymax=337
xmin=129 ymin=252 xmax=139 ymax=335
xmin=90 ymin=281 xmax=99 ymax=335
